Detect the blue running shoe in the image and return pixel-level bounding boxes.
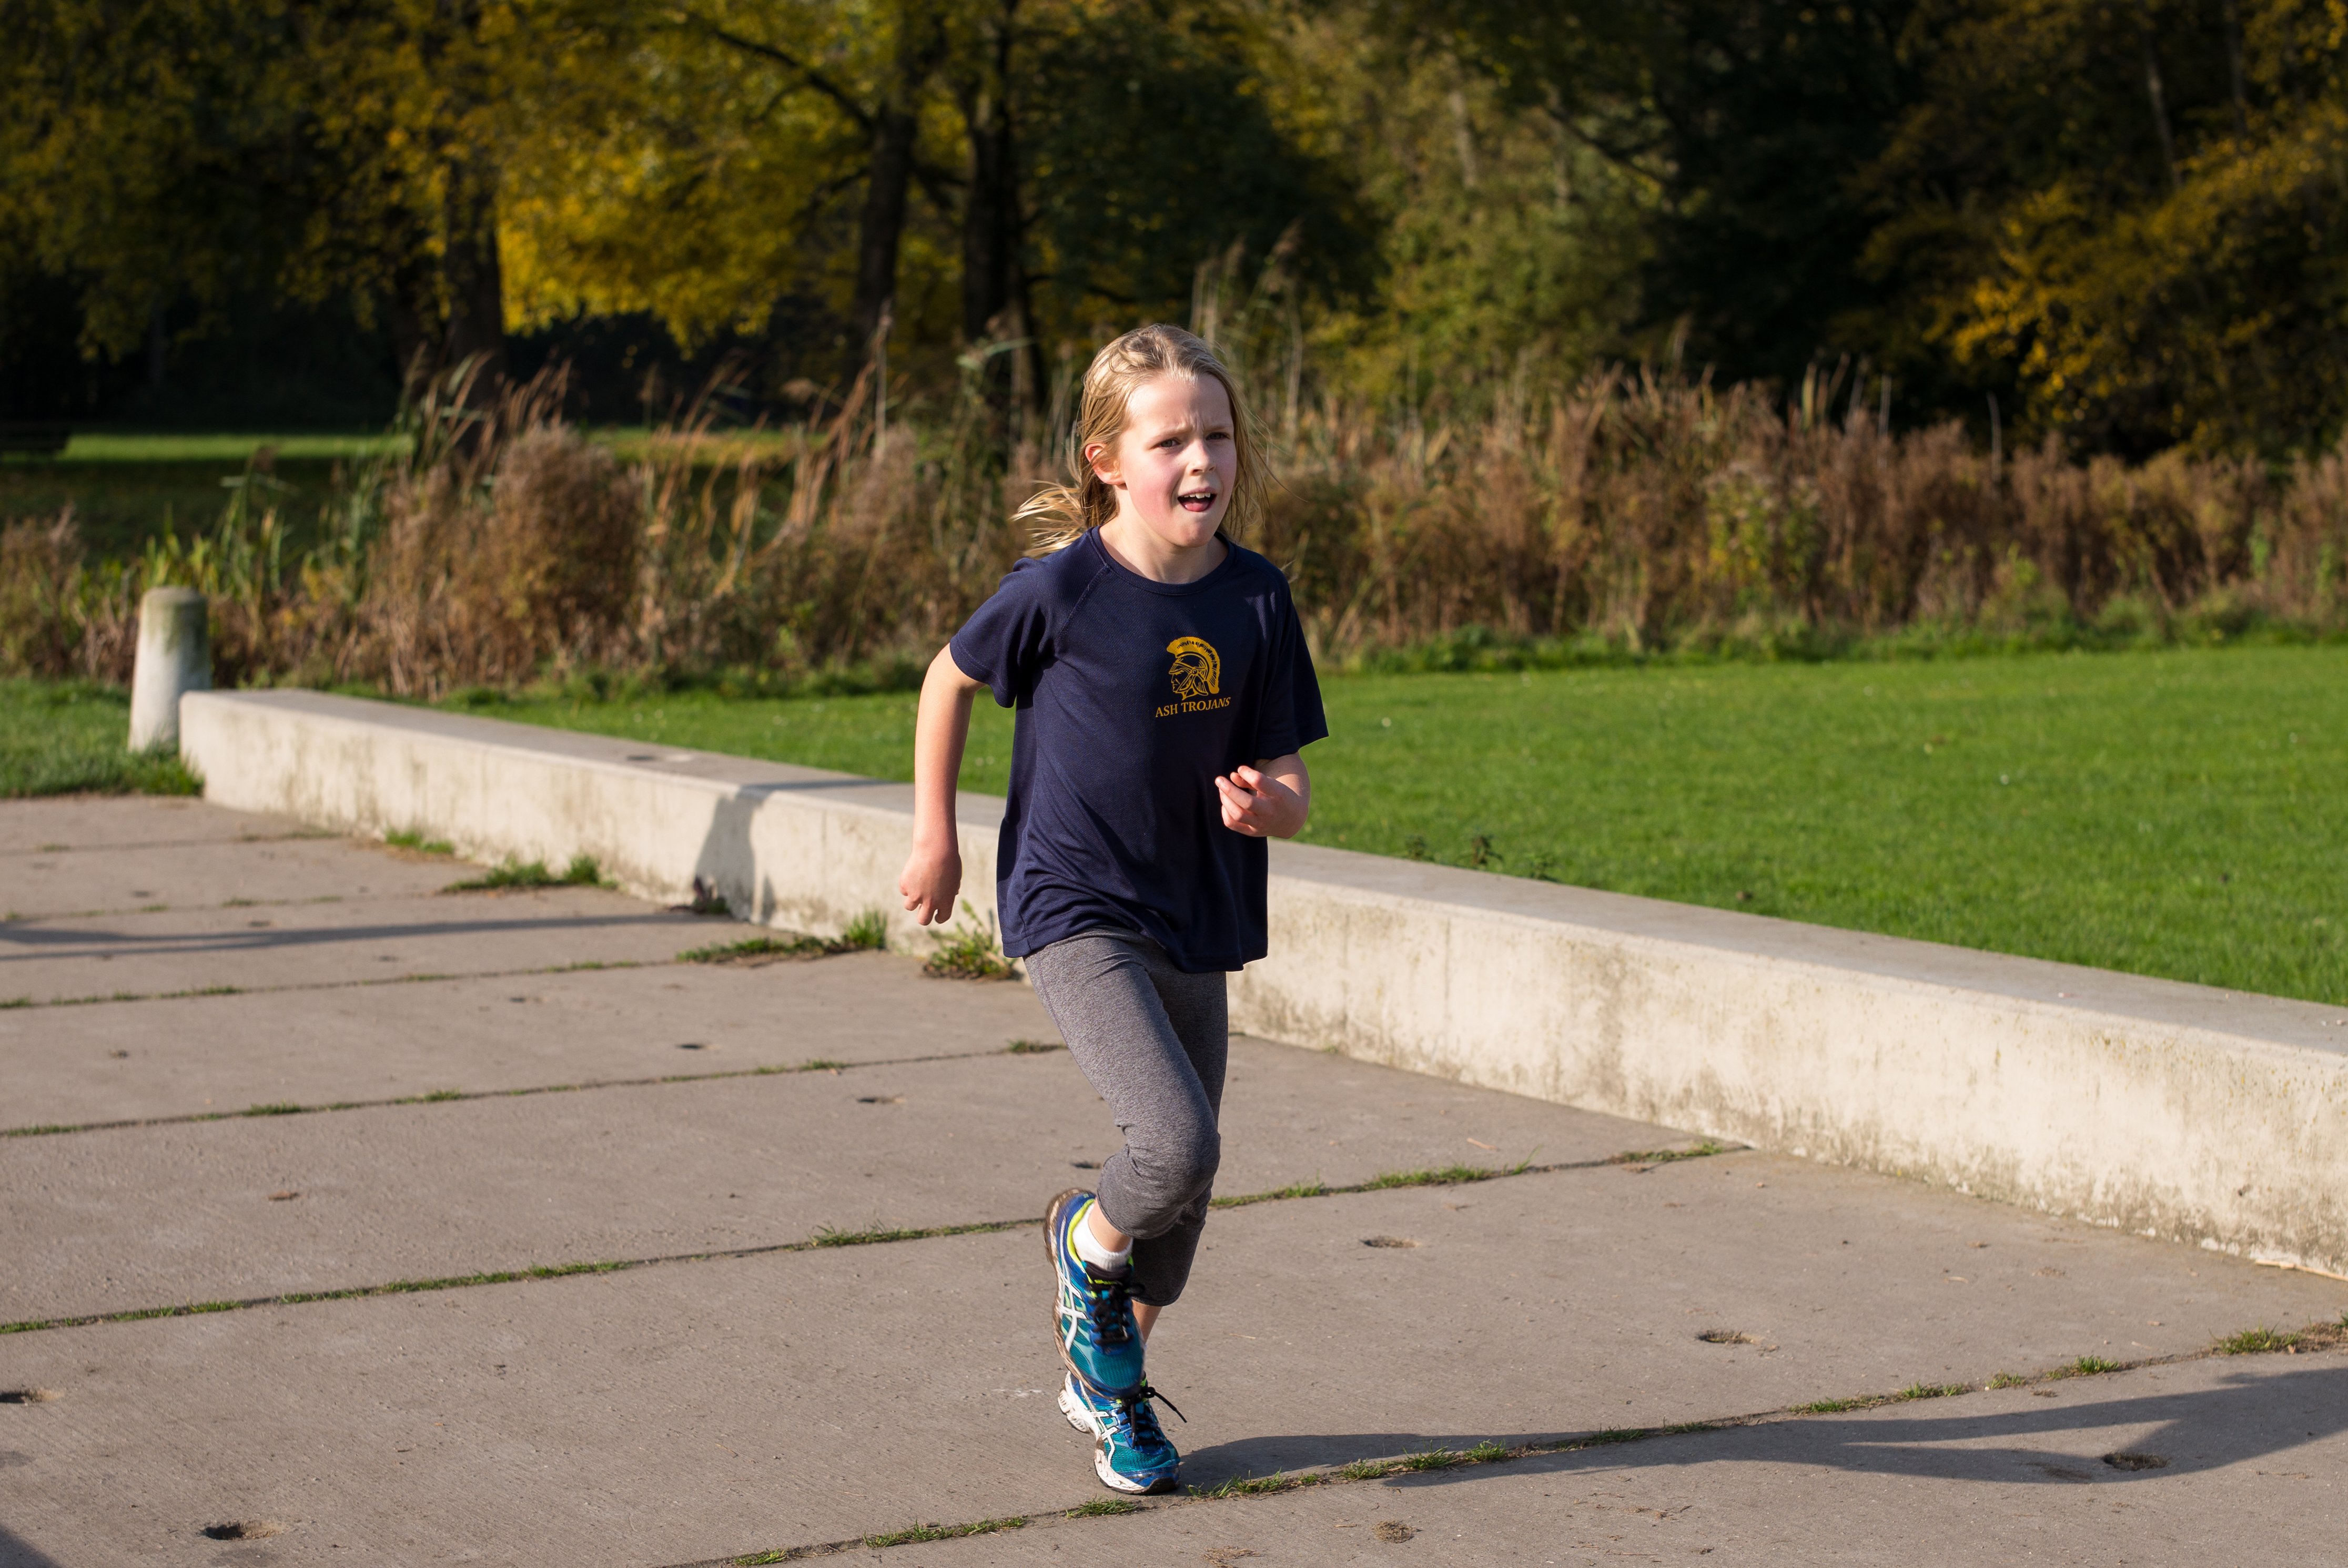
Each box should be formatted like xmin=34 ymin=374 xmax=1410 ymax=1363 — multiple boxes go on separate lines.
xmin=1058 ymin=1373 xmax=1184 ymax=1495
xmin=1045 ymin=1189 xmax=1145 ymax=1397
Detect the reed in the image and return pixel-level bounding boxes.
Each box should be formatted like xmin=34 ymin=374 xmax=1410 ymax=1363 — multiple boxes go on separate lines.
xmin=5 ymin=354 xmax=2345 ymax=694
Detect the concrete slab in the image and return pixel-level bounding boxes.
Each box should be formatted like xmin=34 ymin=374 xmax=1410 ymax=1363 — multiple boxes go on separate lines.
xmin=0 ymin=1044 xmax=1669 ymax=1321
xmin=1 ymin=834 xmax=457 ymax=921
xmin=7 ymin=795 xmax=2338 ymax=1567
xmin=1 ymin=1185 xmax=2339 ymax=1566
xmin=0 ymin=888 xmax=706 ymax=1003
xmin=0 ymin=795 xmax=315 ymax=853
xmin=174 ymin=688 xmax=2348 ymax=1276
xmin=0 ymin=955 xmax=1061 ymax=1129
xmin=892 ymin=1353 xmax=2348 ymax=1568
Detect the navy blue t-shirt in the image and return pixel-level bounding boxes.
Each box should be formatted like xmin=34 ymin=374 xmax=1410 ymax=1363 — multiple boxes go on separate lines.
xmin=949 ymin=531 xmax=1328 ymax=972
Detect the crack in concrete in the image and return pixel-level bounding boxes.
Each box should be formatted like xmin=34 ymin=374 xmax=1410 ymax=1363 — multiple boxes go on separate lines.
xmin=3 ymin=893 xmax=363 ymax=926
xmin=677 ymin=1323 xmax=2348 ymax=1566
xmin=1 ymin=1043 xmax=1036 ymax=1138
xmin=0 ymin=957 xmax=664 ymax=1011
xmin=0 ymin=831 xmax=331 ymax=859
xmin=0 ymin=1144 xmax=1738 ymax=1336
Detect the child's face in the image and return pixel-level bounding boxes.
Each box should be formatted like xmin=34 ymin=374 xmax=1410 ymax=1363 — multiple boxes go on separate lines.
xmin=1089 ymin=374 xmax=1235 ymax=553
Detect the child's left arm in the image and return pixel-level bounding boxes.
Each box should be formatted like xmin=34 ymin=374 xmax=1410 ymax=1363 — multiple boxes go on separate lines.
xmin=1216 ymin=754 xmax=1310 ymax=839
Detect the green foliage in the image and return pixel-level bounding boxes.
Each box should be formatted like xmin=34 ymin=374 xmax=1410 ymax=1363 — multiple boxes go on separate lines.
xmin=443 ymin=854 xmax=610 ymax=893
xmin=677 ymin=932 xmax=854 ymax=963
xmin=0 ymin=681 xmax=200 ymax=798
xmin=1857 ymin=0 xmax=2348 ymax=454
xmin=839 ymin=908 xmax=890 ymax=951
xmin=1361 ymin=1164 xmax=1502 ymax=1189
xmin=859 ymin=1518 xmax=1027 ymax=1550
xmin=1021 ymin=5 xmax=1372 ymax=325
xmin=2216 ymin=1325 xmax=2302 ymax=1355
xmin=922 ymin=901 xmax=1017 ymax=980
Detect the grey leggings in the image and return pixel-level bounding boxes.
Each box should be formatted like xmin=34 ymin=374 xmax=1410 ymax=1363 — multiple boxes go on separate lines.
xmin=1024 ymin=930 xmax=1228 ymax=1307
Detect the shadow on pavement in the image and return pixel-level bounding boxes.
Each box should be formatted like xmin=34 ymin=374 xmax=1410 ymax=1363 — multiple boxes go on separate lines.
xmin=0 ymin=1522 xmax=65 ymax=1568
xmin=0 ymin=908 xmax=687 ymax=960
xmin=1183 ymin=1362 xmax=2348 ymax=1489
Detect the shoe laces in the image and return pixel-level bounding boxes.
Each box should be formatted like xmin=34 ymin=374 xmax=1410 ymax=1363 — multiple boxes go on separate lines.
xmin=1110 ymin=1382 xmax=1185 ymax=1446
xmin=1080 ymin=1267 xmax=1135 ymax=1348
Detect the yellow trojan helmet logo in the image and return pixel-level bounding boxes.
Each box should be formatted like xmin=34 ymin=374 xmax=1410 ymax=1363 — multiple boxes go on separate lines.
xmin=1166 ymin=636 xmax=1221 ymax=699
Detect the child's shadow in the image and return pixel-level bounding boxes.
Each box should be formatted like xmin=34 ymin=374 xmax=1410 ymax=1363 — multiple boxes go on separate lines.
xmin=1180 ymin=1362 xmax=2348 ymax=1492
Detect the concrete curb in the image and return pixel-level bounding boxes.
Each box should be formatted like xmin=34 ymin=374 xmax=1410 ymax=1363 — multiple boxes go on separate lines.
xmin=180 ymin=689 xmax=2348 ymax=1278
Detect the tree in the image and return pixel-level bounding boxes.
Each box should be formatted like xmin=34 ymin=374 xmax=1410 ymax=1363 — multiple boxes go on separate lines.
xmin=1857 ymin=0 xmax=2348 ymax=454
xmin=1387 ymin=0 xmax=1917 ymax=385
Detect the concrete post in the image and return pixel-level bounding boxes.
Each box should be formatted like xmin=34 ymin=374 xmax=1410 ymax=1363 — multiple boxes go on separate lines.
xmin=127 ymin=586 xmax=211 ymax=752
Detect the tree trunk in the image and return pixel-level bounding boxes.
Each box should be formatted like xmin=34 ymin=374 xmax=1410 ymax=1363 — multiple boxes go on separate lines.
xmin=955 ymin=0 xmax=1041 ymax=410
xmin=958 ymin=0 xmax=1018 ymax=343
xmin=852 ymin=106 xmax=918 ymax=360
xmin=440 ymin=150 xmax=507 ymax=386
xmin=850 ymin=3 xmax=946 ymax=366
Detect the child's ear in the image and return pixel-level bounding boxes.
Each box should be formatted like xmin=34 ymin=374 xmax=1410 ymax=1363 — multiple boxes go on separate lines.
xmin=1084 ymin=440 xmax=1124 ymax=490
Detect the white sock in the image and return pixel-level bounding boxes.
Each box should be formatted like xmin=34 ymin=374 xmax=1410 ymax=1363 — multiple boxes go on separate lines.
xmin=1072 ymin=1199 xmax=1132 ymax=1274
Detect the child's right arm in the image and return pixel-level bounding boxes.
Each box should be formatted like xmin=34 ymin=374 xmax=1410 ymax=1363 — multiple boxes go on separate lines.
xmin=898 ymin=644 xmax=986 ymax=926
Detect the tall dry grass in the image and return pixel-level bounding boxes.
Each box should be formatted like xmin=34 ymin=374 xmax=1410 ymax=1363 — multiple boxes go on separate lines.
xmin=1263 ymin=365 xmax=2348 ymax=659
xmin=6 ymin=357 xmax=2347 ymax=695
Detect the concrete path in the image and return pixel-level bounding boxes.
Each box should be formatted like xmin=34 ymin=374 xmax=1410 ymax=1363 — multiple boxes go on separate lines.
xmin=2 ymin=801 xmax=2342 ymax=1566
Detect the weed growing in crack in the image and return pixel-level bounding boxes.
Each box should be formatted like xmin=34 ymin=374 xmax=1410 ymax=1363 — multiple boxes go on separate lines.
xmin=839 ymin=908 xmax=890 ymax=951
xmin=1339 ymin=1458 xmax=1401 ymax=1481
xmin=1797 ymin=1397 xmax=1861 ymax=1414
xmin=1464 ymin=1440 xmax=1511 ymax=1462
xmin=1582 ymin=1428 xmax=1647 ymax=1446
xmin=679 ymin=933 xmax=849 ymax=964
xmin=445 ymin=855 xmax=610 ymax=892
xmin=861 ymin=1517 xmax=1028 ymax=1549
xmin=418 ymin=1089 xmax=463 ymax=1103
xmin=2059 ymin=1355 xmax=2122 ymax=1377
xmin=1896 ymin=1382 xmax=1968 ymax=1401
xmin=1398 ymin=1450 xmax=1460 ymax=1471
xmin=241 ymin=1102 xmax=301 ymax=1117
xmin=1987 ymin=1372 xmax=2030 ymax=1389
xmin=1193 ymin=1472 xmax=1320 ymax=1498
xmin=1613 ymin=1140 xmax=1728 ymax=1166
xmin=1064 ymin=1498 xmax=1140 ymax=1518
xmin=1362 ymin=1164 xmax=1502 ymax=1190
xmin=1005 ymin=1038 xmax=1064 ymax=1054
xmin=1211 ymin=1178 xmax=1329 ymax=1210
xmin=1659 ymin=1422 xmax=1718 ymax=1436
xmin=2217 ymin=1326 xmax=2302 ymax=1355
xmin=923 ymin=902 xmax=1017 ymax=980
xmin=384 ymin=828 xmax=454 ymax=856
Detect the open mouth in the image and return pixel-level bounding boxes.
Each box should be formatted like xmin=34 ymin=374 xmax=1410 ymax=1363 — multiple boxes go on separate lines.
xmin=1177 ymin=490 xmax=1218 ymax=514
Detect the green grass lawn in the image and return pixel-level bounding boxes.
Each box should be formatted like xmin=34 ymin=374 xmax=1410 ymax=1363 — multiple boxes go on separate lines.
xmin=0 ymin=682 xmax=201 ymax=798
xmin=472 ymin=645 xmax=2348 ymax=1005
xmin=1 ymin=445 xmax=370 ymax=558
xmin=0 ymin=429 xmax=756 ymax=558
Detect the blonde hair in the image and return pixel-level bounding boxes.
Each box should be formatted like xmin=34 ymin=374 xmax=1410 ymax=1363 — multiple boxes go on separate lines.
xmin=1017 ymin=324 xmax=1267 ymax=554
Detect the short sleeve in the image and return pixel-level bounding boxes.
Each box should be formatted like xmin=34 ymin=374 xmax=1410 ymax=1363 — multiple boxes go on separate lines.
xmin=949 ymin=559 xmax=1054 ymax=708
xmin=1251 ymin=583 xmax=1328 ymax=760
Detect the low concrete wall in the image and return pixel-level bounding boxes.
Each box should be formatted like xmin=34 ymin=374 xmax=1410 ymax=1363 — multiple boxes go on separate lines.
xmin=181 ymin=689 xmax=2348 ymax=1278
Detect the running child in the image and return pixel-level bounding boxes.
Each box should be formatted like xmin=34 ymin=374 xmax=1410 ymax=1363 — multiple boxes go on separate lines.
xmin=897 ymin=323 xmax=1325 ymax=1495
